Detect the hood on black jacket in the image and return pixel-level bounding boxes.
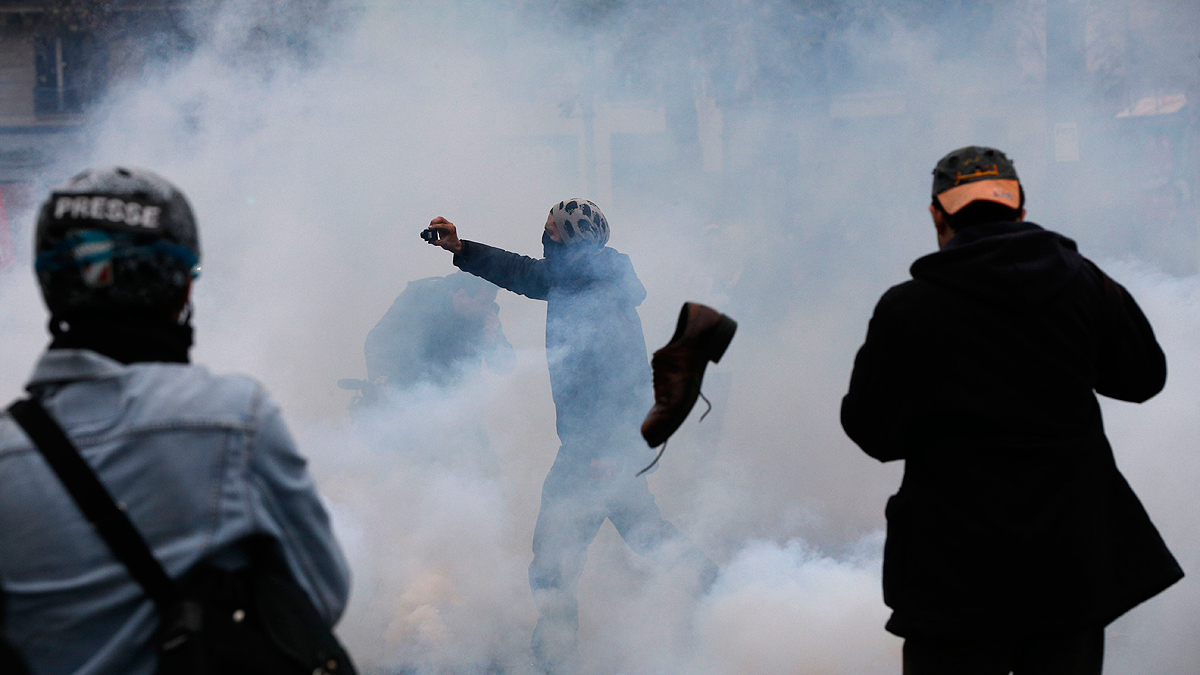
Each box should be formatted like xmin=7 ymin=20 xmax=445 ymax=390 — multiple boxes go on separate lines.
xmin=543 ymin=233 xmax=647 ymax=305
xmin=910 ymin=221 xmax=1084 ymax=308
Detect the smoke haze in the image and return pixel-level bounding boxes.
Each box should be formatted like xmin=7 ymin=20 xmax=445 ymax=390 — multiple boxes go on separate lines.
xmin=1 ymin=1 xmax=1198 ymax=672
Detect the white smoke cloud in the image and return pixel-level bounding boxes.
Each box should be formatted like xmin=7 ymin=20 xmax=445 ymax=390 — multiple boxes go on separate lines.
xmin=1091 ymin=262 xmax=1200 ymax=675
xmin=1 ymin=1 xmax=1197 ymax=673
xmin=693 ymin=536 xmax=898 ymax=675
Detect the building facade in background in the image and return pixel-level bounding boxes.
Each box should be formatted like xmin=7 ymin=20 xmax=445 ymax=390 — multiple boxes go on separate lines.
xmin=0 ymin=2 xmax=195 ymax=272
xmin=1 ymin=0 xmax=1196 ymax=276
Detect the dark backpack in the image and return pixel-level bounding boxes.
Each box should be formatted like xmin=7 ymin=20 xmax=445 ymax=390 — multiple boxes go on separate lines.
xmin=0 ymin=588 xmax=32 ymax=675
xmin=6 ymin=398 xmax=356 ymax=675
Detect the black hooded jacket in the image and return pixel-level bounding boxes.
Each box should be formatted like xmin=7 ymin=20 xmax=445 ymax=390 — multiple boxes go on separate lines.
xmin=842 ymin=221 xmax=1182 ymax=637
xmin=453 ymin=237 xmax=651 ymax=457
xmin=363 ymin=276 xmax=513 ymax=390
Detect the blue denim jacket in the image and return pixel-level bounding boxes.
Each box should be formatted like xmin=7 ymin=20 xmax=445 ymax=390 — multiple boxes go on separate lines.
xmin=0 ymin=350 xmax=351 ymax=674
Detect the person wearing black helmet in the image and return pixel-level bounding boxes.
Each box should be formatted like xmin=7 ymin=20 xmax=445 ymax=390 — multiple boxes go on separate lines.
xmin=34 ymin=167 xmax=201 ymax=362
xmin=841 ymin=147 xmax=1183 ymax=674
xmin=0 ymin=167 xmax=351 ymax=673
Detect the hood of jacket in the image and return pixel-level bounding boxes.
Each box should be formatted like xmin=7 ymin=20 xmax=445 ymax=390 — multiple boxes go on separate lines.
xmin=910 ymin=221 xmax=1084 ymax=308
xmin=543 ymin=234 xmax=646 ymax=305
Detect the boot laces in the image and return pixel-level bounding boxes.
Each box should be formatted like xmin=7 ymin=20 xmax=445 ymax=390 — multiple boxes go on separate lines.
xmin=636 ymin=391 xmax=713 ymax=477
xmin=697 ymin=391 xmax=712 ymax=422
xmin=637 ymin=439 xmax=666 ymax=477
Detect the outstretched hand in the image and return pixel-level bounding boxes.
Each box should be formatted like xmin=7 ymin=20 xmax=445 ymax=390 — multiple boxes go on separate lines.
xmin=426 ymin=216 xmax=463 ymax=254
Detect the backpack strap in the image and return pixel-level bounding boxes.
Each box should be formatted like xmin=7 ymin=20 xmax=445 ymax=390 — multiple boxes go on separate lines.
xmin=6 ymin=398 xmax=179 ymax=614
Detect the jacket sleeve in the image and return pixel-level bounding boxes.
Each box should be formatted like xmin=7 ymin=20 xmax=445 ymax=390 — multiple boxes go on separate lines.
xmin=1089 ymin=262 xmax=1167 ymax=403
xmin=248 ymin=391 xmax=352 ymax=626
xmin=453 ymin=240 xmax=550 ymax=300
xmin=841 ymin=290 xmax=908 ymax=462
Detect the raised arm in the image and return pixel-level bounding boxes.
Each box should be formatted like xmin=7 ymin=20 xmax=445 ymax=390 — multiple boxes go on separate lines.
xmin=425 ymin=217 xmax=550 ymax=300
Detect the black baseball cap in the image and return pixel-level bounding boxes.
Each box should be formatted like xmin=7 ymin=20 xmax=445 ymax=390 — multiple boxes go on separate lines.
xmin=932 ymin=146 xmax=1021 ymax=215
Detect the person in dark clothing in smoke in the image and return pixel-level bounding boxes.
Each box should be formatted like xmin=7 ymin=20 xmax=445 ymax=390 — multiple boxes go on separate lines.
xmin=355 ymin=272 xmax=514 ymax=476
xmin=426 ymin=200 xmax=718 ymax=673
xmin=364 ymin=271 xmax=514 ymax=393
xmin=842 ymin=146 xmax=1183 ymax=675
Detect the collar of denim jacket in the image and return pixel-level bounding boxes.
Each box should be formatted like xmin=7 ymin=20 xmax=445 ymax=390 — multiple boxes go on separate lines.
xmin=27 ymin=349 xmax=129 ymax=387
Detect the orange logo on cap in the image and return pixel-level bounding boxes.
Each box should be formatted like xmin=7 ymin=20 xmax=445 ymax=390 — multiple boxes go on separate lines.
xmin=954 ymin=164 xmax=1001 ymax=185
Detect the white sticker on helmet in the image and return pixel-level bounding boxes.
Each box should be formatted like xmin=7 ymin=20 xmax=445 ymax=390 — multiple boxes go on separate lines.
xmin=53 ymin=196 xmax=162 ymax=229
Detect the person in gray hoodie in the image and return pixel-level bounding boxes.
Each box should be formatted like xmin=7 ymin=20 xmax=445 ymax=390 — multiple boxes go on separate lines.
xmin=426 ymin=200 xmax=716 ymax=673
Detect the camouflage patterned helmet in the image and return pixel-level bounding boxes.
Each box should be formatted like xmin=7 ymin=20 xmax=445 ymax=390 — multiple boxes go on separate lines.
xmin=34 ymin=167 xmax=200 ymax=316
xmin=550 ymin=198 xmax=610 ymax=247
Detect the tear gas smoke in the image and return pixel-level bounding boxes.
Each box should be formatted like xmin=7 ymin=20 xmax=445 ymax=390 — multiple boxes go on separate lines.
xmin=0 ymin=1 xmax=1197 ymax=673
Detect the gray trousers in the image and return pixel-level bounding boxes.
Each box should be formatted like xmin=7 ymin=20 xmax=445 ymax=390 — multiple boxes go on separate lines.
xmin=528 ymin=449 xmax=717 ymax=673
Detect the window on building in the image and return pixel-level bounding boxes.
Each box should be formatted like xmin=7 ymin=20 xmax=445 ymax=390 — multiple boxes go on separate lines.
xmin=34 ymin=32 xmax=104 ymax=117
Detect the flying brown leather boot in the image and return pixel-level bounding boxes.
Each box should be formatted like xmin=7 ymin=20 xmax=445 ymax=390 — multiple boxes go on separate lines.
xmin=641 ymin=302 xmax=737 ymax=453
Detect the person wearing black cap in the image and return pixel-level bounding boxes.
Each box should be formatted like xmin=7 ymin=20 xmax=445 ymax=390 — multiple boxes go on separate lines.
xmin=841 ymin=147 xmax=1183 ymax=674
